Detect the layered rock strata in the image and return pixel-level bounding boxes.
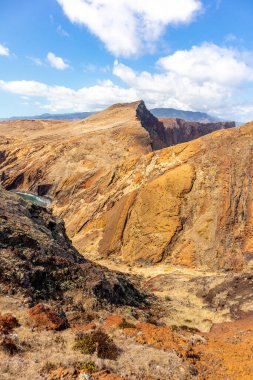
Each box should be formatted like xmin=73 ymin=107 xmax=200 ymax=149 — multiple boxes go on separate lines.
xmin=0 ymin=101 xmax=250 ymax=271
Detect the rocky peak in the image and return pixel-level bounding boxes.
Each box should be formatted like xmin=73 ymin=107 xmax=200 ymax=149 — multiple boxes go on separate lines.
xmin=136 ymin=100 xmax=168 ymax=150
xmin=136 ymin=101 xmax=236 ymax=150
xmin=160 ymin=117 xmax=236 ymax=146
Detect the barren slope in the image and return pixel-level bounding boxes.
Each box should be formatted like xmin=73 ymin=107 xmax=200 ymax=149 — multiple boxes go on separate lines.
xmin=0 ymin=185 xmax=144 ymax=307
xmin=1 ymin=102 xmax=253 ymax=379
xmin=0 ymin=101 xmax=251 ymax=272
xmin=95 ymin=123 xmax=253 ymax=271
xmin=0 ymin=101 xmax=152 ymax=236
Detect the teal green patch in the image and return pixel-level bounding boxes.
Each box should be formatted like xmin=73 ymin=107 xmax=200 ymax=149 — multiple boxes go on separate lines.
xmin=15 ymin=192 xmax=51 ymax=207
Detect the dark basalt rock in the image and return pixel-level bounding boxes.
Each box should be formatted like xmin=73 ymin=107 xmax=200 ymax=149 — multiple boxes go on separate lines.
xmin=0 ymin=186 xmax=145 ymax=307
xmin=136 ymin=101 xmax=236 ymax=150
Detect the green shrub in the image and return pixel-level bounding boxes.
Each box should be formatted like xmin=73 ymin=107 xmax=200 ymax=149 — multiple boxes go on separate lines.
xmin=73 ymin=329 xmax=120 ymax=360
xmin=73 ymin=335 xmax=96 ymax=355
xmin=76 ymin=360 xmax=98 ymax=373
xmin=118 ymin=319 xmax=136 ymax=329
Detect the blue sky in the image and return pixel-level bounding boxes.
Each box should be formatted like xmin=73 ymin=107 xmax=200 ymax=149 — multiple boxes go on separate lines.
xmin=0 ymin=0 xmax=253 ymax=121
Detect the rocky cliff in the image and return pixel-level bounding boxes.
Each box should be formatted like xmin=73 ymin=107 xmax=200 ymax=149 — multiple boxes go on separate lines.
xmin=96 ymin=123 xmax=253 ymax=270
xmin=0 ymin=101 xmax=250 ymax=271
xmin=0 ymin=186 xmax=144 ymax=306
xmin=160 ymin=117 xmax=236 ymax=146
xmin=1 ymin=101 xmax=253 ymax=380
xmin=137 ymin=102 xmax=235 ymax=149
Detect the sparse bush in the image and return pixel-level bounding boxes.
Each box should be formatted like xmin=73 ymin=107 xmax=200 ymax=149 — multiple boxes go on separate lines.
xmin=73 ymin=329 xmax=120 ymax=360
xmin=40 ymin=361 xmax=57 ymax=374
xmin=0 ymin=313 xmax=20 ymax=334
xmin=73 ymin=334 xmax=96 ymax=355
xmin=76 ymin=360 xmax=98 ymax=373
xmin=54 ymin=335 xmax=66 ymax=348
xmin=171 ymin=325 xmax=200 ymax=333
xmin=94 ymin=330 xmax=120 ymax=360
xmin=1 ymin=336 xmax=19 ymax=355
xmin=118 ymin=319 xmax=136 ymax=329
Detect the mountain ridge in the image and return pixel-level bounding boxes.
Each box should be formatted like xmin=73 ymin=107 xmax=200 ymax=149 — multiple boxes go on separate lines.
xmin=0 ymin=100 xmax=247 ymax=271
xmin=0 ymin=111 xmax=94 ymax=121
xmin=150 ymin=107 xmax=221 ymax=122
xmin=0 ymin=105 xmax=231 ymax=123
xmin=2 ymin=101 xmax=253 ymax=379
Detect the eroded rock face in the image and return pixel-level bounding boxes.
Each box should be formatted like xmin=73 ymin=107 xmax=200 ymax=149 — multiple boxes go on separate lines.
xmin=86 ymin=123 xmax=253 ymax=270
xmin=0 ymin=186 xmax=144 ymax=306
xmin=121 ymin=164 xmax=195 ymax=263
xmin=0 ymin=101 xmax=152 ymax=238
xmin=160 ymin=117 xmax=236 ymax=146
xmin=0 ymin=101 xmax=251 ymax=271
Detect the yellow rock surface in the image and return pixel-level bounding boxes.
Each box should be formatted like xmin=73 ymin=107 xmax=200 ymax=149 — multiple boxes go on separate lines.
xmin=121 ymin=164 xmax=195 ymax=263
xmin=1 ymin=102 xmax=253 ymax=271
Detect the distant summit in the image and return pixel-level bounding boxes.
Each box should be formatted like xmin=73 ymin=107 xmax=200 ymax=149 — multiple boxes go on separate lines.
xmin=150 ymin=108 xmax=219 ymax=122
xmin=1 ymin=107 xmax=220 ymax=122
xmin=0 ymin=111 xmax=94 ymax=121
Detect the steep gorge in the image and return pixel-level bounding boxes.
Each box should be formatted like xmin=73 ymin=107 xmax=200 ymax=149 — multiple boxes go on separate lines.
xmin=0 ymin=101 xmax=249 ymax=272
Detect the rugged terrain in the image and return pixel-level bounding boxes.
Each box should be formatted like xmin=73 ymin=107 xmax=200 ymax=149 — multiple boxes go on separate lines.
xmin=159 ymin=117 xmax=235 ymax=146
xmin=1 ymin=100 xmax=253 ymax=379
xmin=0 ymin=106 xmax=220 ymax=122
xmin=0 ymin=100 xmax=239 ymax=270
xmin=0 ymin=185 xmax=233 ymax=380
xmin=0 ymin=186 xmax=143 ymax=307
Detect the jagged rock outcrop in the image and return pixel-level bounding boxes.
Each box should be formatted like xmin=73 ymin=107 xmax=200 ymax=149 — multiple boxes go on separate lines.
xmin=0 ymin=101 xmax=251 ymax=271
xmin=0 ymin=186 xmax=144 ymax=306
xmin=96 ymin=123 xmax=253 ymax=270
xmin=159 ymin=117 xmax=236 ymax=146
xmin=137 ymin=101 xmax=235 ymax=149
xmin=0 ymin=101 xmax=152 ymax=237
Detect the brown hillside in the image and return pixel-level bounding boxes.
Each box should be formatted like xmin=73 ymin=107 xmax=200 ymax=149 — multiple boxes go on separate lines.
xmin=0 ymin=101 xmax=251 ymax=271
xmin=97 ymin=123 xmax=253 ymax=270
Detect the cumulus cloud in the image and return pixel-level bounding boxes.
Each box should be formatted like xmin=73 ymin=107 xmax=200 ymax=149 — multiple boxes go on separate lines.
xmin=57 ymin=0 xmax=202 ymax=57
xmin=47 ymin=52 xmax=69 ymax=70
xmin=0 ymin=79 xmax=137 ymax=112
xmin=1 ymin=43 xmax=253 ymax=122
xmin=157 ymin=43 xmax=253 ymax=85
xmin=113 ymin=43 xmax=253 ymax=120
xmin=0 ymin=44 xmax=10 ymax=56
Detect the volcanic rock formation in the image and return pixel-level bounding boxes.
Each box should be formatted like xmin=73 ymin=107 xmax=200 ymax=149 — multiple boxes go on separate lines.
xmin=0 ymin=186 xmax=144 ymax=306
xmin=97 ymin=123 xmax=253 ymax=270
xmin=0 ymin=100 xmax=247 ymax=271
xmin=1 ymin=101 xmax=253 ymax=380
xmin=159 ymin=117 xmax=235 ymax=146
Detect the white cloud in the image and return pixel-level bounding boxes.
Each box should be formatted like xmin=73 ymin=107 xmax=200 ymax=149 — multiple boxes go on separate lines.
xmin=0 ymin=79 xmax=137 ymax=112
xmin=0 ymin=44 xmax=10 ymax=56
xmin=1 ymin=43 xmax=253 ymax=122
xmin=57 ymin=0 xmax=202 ymax=57
xmin=113 ymin=43 xmax=253 ymax=121
xmin=157 ymin=43 xmax=253 ymax=85
xmin=47 ymin=52 xmax=69 ymax=70
xmin=83 ymin=63 xmax=111 ymax=73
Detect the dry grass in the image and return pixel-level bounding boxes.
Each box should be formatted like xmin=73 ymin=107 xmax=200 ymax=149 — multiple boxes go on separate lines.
xmin=0 ymin=295 xmax=194 ymax=380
